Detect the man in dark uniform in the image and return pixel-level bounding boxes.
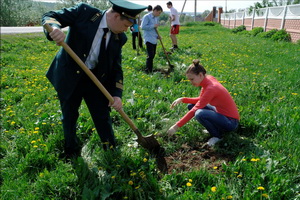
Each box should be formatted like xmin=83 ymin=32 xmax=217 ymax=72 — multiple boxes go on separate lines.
xmin=42 ymin=0 xmax=147 ymax=159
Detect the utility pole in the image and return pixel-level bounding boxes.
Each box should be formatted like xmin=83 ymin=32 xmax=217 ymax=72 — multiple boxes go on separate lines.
xmin=225 ymin=0 xmax=227 ymax=13
xmin=194 ymin=0 xmax=197 ymax=21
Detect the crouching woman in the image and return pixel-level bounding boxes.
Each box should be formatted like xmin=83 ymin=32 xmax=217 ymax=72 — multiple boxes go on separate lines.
xmin=167 ymin=59 xmax=240 ymax=146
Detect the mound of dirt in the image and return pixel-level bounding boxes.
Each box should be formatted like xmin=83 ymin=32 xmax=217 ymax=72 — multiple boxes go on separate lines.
xmin=165 ymin=143 xmax=234 ymax=174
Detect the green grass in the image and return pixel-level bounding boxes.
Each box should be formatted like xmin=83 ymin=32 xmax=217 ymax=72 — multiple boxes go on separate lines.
xmin=1 ymin=23 xmax=300 ymax=199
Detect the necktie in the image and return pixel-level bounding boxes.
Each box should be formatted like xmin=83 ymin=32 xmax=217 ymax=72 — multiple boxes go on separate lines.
xmin=98 ymin=28 xmax=109 ymax=63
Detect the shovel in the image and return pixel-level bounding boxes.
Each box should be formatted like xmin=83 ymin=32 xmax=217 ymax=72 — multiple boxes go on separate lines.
xmin=43 ymin=24 xmax=167 ymax=173
xmin=155 ymin=28 xmax=174 ymax=73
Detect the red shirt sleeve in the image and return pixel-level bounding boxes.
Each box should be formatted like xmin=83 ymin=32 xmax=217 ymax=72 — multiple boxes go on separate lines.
xmin=176 ymin=86 xmax=215 ymax=127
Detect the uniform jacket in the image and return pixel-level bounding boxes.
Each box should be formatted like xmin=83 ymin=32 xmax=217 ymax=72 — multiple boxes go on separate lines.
xmin=42 ymin=3 xmax=127 ymax=100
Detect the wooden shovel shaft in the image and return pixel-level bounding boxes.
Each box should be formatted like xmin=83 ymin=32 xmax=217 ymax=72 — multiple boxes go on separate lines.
xmin=155 ymin=28 xmax=172 ymax=66
xmin=43 ymin=24 xmax=143 ymax=138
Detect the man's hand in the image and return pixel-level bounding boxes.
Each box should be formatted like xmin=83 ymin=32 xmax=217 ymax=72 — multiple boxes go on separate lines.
xmin=167 ymin=124 xmax=179 ymax=136
xmin=170 ymin=98 xmax=183 ymax=109
xmin=49 ymin=27 xmax=66 ymax=46
xmin=109 ymin=96 xmax=122 ymax=111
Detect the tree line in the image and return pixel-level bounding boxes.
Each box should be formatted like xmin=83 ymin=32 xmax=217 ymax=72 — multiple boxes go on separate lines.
xmin=1 ymin=0 xmax=298 ymax=26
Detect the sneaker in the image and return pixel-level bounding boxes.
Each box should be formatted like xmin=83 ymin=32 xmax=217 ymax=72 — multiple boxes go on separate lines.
xmin=207 ymin=137 xmax=222 ymax=147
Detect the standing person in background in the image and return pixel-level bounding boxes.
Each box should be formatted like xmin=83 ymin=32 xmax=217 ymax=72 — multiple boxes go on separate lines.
xmin=167 ymin=59 xmax=240 ymax=147
xmin=130 ymin=19 xmax=143 ymax=50
xmin=147 ymin=5 xmax=153 ymax=12
xmin=141 ymin=5 xmax=163 ymax=73
xmin=42 ymin=0 xmax=147 ymax=159
xmin=166 ymin=1 xmax=180 ymax=51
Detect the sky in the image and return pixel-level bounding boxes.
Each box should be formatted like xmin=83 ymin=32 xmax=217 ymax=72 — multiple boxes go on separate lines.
xmin=36 ymin=0 xmax=260 ymax=13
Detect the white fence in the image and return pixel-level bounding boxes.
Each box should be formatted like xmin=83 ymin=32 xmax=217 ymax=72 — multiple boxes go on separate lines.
xmin=220 ymin=4 xmax=300 ymax=42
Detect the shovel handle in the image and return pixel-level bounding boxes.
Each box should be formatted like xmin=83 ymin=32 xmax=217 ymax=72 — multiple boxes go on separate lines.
xmin=43 ymin=24 xmax=143 ymax=137
xmin=155 ymin=28 xmax=172 ymax=65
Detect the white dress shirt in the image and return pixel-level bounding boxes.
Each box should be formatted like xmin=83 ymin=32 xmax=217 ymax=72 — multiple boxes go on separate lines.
xmin=85 ymin=12 xmax=111 ymax=69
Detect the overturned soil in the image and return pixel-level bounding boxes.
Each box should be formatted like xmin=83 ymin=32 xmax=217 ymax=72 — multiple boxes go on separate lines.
xmin=164 ymin=143 xmax=234 ymax=174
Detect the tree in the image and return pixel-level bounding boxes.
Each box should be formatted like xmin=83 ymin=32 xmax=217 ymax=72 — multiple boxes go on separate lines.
xmin=0 ymin=0 xmax=48 ymax=26
xmin=56 ymin=0 xmax=110 ymax=9
xmin=248 ymin=0 xmax=300 ymax=13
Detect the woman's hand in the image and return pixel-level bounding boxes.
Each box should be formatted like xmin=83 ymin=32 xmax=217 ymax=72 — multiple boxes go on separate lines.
xmin=167 ymin=124 xmax=179 ymax=136
xmin=170 ymin=98 xmax=183 ymax=109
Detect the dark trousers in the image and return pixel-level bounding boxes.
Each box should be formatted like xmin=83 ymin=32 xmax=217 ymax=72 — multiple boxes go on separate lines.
xmin=145 ymin=42 xmax=157 ymax=73
xmin=132 ymin=32 xmax=143 ymax=50
xmin=59 ymin=73 xmax=115 ymax=156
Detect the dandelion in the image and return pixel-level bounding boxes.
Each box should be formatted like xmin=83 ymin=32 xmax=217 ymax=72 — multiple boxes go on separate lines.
xmin=143 ymin=158 xmax=148 ymax=162
xmin=130 ymin=172 xmax=137 ymax=176
xmin=257 ymin=186 xmax=265 ymax=190
xmin=292 ymin=93 xmax=298 ymax=95
xmin=242 ymin=158 xmax=247 ymax=161
xmin=31 ymin=140 xmax=36 ymax=144
xmin=188 ymin=179 xmax=193 ymax=183
xmin=128 ymin=180 xmax=133 ymax=185
xmin=33 ymin=145 xmax=38 ymax=148
xmin=135 ymin=185 xmax=141 ymax=189
xmin=237 ymin=174 xmax=243 ymax=178
xmin=186 ymin=182 xmax=192 ymax=187
xmin=251 ymin=158 xmax=260 ymax=162
xmin=227 ymin=196 xmax=233 ymax=199
xmin=111 ymin=176 xmax=116 ymax=179
xmin=11 ymin=121 xmax=16 ymax=125
xmin=213 ymin=166 xmax=218 ymax=169
xmin=211 ymin=186 xmax=217 ymax=192
xmin=262 ymin=193 xmax=269 ymax=198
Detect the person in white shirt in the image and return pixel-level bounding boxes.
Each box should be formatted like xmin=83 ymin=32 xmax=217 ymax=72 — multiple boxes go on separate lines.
xmin=166 ymin=1 xmax=180 ymax=51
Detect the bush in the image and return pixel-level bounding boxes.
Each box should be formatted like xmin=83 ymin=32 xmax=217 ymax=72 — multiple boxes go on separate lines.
xmin=232 ymin=25 xmax=246 ymax=33
xmin=203 ymin=21 xmax=217 ymax=26
xmin=257 ymin=29 xmax=278 ymax=39
xmin=271 ymin=29 xmax=291 ymax=42
xmin=250 ymin=27 xmax=264 ymax=37
xmin=237 ymin=30 xmax=251 ymax=36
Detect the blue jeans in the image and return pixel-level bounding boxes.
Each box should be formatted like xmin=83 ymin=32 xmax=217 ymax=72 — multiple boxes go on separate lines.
xmin=188 ymin=104 xmax=239 ymax=139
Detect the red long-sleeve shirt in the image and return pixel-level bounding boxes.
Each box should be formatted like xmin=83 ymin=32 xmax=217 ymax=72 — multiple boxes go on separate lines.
xmin=176 ymin=75 xmax=240 ymax=127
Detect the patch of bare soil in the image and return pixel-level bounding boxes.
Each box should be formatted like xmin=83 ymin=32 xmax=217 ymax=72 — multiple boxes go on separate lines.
xmin=165 ymin=143 xmax=234 ymax=174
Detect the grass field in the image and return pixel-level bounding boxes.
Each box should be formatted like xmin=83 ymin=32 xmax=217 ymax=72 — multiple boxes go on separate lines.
xmin=1 ymin=23 xmax=300 ymax=199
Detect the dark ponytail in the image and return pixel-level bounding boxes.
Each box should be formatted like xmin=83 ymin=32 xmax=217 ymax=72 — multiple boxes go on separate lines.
xmin=186 ymin=59 xmax=206 ymax=75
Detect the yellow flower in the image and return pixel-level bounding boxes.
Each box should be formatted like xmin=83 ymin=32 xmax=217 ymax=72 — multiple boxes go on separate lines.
xmin=111 ymin=176 xmax=116 ymax=179
xmin=130 ymin=172 xmax=137 ymax=176
xmin=213 ymin=166 xmax=218 ymax=169
xmin=262 ymin=193 xmax=269 ymax=198
xmin=188 ymin=179 xmax=193 ymax=183
xmin=237 ymin=174 xmax=243 ymax=178
xmin=31 ymin=140 xmax=36 ymax=144
xmin=211 ymin=186 xmax=217 ymax=192
xmin=186 ymin=182 xmax=192 ymax=187
xmin=135 ymin=185 xmax=140 ymax=189
xmin=33 ymin=145 xmax=38 ymax=148
xmin=34 ymin=127 xmax=40 ymax=130
xmin=257 ymin=186 xmax=265 ymax=190
xmin=143 ymin=158 xmax=148 ymax=162
xmin=227 ymin=196 xmax=233 ymax=199
xmin=128 ymin=181 xmax=133 ymax=185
